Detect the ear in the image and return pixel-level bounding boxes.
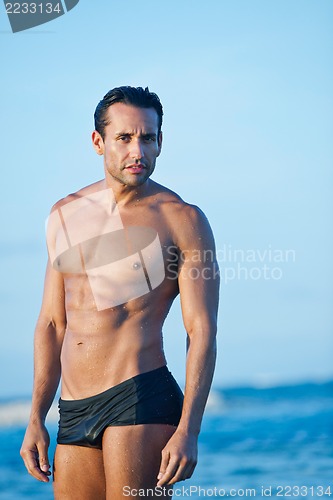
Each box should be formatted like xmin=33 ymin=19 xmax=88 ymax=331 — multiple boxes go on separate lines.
xmin=157 ymin=131 xmax=163 ymax=157
xmin=92 ymin=130 xmax=104 ymax=155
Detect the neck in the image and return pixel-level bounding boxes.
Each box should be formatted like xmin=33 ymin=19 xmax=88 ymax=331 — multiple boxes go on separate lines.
xmin=102 ymin=175 xmax=153 ymax=207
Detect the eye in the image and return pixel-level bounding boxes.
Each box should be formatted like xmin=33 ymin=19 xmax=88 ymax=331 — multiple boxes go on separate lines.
xmin=118 ymin=135 xmax=131 ymax=142
xmin=143 ymin=135 xmax=156 ymax=143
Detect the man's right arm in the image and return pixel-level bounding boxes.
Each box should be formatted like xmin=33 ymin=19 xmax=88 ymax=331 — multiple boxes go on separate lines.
xmin=20 ymin=261 xmax=66 ymax=482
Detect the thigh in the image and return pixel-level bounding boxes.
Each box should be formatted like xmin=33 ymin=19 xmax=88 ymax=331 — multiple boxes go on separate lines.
xmin=102 ymin=424 xmax=176 ymax=500
xmin=53 ymin=444 xmax=106 ymax=500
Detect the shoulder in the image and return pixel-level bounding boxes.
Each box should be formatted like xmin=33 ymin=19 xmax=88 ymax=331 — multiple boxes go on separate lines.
xmin=151 ymin=181 xmax=204 ymax=218
xmin=49 ymin=180 xmax=104 ymax=213
xmin=151 ymin=182 xmax=215 ymax=247
xmin=175 ymin=203 xmax=215 ymax=249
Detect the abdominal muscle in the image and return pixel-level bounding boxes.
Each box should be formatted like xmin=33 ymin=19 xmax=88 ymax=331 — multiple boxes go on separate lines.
xmin=60 ymin=315 xmax=167 ymax=401
xmin=59 ymin=276 xmax=175 ymax=400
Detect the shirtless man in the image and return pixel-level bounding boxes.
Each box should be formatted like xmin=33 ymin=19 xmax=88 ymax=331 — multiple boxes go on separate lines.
xmin=20 ymin=86 xmax=219 ymax=499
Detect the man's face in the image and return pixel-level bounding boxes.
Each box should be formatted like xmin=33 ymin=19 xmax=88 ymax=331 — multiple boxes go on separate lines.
xmin=93 ymin=102 xmax=162 ymax=187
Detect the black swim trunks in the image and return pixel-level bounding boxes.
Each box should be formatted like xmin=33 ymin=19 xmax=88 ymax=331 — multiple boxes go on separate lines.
xmin=57 ymin=366 xmax=183 ymax=449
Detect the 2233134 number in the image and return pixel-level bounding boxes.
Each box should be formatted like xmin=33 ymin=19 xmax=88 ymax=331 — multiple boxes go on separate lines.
xmin=6 ymin=3 xmax=62 ymax=14
xmin=276 ymin=485 xmax=332 ymax=497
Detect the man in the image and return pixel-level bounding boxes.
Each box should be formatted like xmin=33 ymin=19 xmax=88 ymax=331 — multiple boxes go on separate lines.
xmin=20 ymin=86 xmax=219 ymax=499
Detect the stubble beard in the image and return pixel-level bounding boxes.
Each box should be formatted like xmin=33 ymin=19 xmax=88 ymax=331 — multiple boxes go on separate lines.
xmin=107 ymin=163 xmax=156 ymax=188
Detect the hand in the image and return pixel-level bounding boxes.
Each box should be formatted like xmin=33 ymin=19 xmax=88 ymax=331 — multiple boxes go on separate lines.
xmin=20 ymin=421 xmax=51 ymax=482
xmin=157 ymin=429 xmax=198 ymax=486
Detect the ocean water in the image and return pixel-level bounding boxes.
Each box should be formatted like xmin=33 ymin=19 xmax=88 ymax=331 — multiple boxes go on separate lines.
xmin=0 ymin=380 xmax=332 ymax=499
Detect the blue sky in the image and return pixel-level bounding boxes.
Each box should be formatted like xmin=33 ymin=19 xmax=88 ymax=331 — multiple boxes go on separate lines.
xmin=0 ymin=0 xmax=332 ymax=397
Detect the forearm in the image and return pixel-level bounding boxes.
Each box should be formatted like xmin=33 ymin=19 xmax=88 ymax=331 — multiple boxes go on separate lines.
xmin=178 ymin=327 xmax=217 ymax=436
xmin=157 ymin=327 xmax=216 ymax=486
xmin=29 ymin=319 xmax=64 ymax=423
xmin=21 ymin=255 xmax=66 ymax=481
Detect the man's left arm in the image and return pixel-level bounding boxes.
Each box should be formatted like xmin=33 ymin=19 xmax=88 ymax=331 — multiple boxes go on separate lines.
xmin=157 ymin=205 xmax=220 ymax=486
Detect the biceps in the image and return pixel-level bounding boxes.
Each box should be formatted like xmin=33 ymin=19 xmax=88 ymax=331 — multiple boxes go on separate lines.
xmin=178 ymin=260 xmax=219 ymax=334
xmin=39 ymin=261 xmax=66 ymax=328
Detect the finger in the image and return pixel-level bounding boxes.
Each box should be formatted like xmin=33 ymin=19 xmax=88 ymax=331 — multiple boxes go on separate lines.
xmin=157 ymin=458 xmax=179 ymax=487
xmin=185 ymin=460 xmax=197 ymax=479
xmin=164 ymin=456 xmax=198 ymax=486
xmin=36 ymin=435 xmax=51 ymax=475
xmin=38 ymin=450 xmax=51 ymax=475
xmin=20 ymin=449 xmax=50 ymax=483
xmin=163 ymin=464 xmax=185 ymax=485
xmin=182 ymin=457 xmax=197 ymax=480
xmin=157 ymin=448 xmax=170 ymax=484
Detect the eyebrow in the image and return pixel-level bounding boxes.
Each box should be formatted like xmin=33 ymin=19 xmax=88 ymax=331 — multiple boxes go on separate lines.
xmin=115 ymin=132 xmax=157 ymax=139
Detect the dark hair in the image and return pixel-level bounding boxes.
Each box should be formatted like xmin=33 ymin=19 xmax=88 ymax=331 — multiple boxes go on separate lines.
xmin=94 ymin=86 xmax=163 ymax=139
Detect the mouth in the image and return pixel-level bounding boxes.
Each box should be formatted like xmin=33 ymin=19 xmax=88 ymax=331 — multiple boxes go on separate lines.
xmin=125 ymin=164 xmax=146 ymax=174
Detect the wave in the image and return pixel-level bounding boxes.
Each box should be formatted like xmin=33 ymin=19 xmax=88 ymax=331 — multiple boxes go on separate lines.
xmin=0 ymin=400 xmax=58 ymax=427
xmin=1 ymin=379 xmax=332 ymax=427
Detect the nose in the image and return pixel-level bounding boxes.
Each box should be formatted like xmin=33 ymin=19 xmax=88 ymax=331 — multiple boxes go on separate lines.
xmin=130 ymin=139 xmax=144 ymax=160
